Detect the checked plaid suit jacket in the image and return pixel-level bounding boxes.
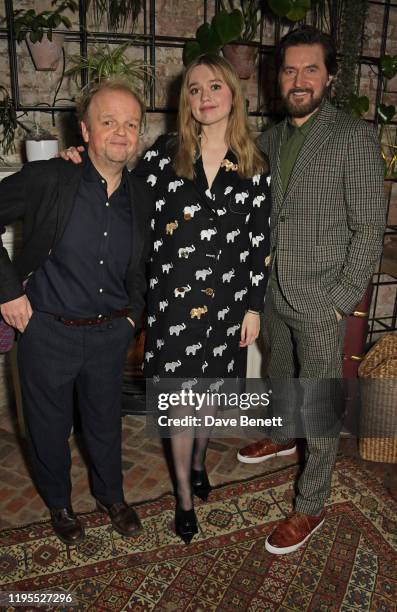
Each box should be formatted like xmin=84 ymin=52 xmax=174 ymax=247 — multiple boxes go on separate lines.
xmin=258 ymin=99 xmax=387 ymax=317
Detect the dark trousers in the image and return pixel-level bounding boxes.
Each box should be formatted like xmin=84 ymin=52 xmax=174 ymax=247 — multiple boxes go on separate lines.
xmin=17 ymin=311 xmax=134 ymax=509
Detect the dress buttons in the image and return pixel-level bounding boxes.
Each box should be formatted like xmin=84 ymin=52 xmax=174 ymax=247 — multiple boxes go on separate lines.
xmin=104 ymin=232 xmax=108 ymax=236
xmin=105 ymin=202 xmax=110 ymax=207
xmin=99 ymin=260 xmax=104 ymax=265
xmin=99 ymin=288 xmax=103 ymax=293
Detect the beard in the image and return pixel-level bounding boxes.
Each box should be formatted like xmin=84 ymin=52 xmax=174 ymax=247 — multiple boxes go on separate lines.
xmin=282 ymin=85 xmax=327 ymax=118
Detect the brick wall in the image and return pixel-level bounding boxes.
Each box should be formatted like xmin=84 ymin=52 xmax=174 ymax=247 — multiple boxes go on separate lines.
xmin=0 ymin=1 xmax=396 ymax=419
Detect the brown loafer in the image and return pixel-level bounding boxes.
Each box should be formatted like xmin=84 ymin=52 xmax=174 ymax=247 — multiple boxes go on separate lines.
xmin=96 ymin=500 xmax=142 ymax=537
xmin=237 ymin=439 xmax=296 ymax=463
xmin=265 ymin=510 xmax=326 ymax=555
xmin=50 ymin=507 xmax=85 ymax=546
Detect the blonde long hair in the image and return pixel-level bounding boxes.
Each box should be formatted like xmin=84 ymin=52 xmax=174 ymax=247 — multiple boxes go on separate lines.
xmin=174 ymin=54 xmax=267 ymax=180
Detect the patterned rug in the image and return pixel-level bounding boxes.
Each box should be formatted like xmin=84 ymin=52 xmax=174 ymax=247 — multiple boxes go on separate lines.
xmin=0 ymin=457 xmax=396 ymax=611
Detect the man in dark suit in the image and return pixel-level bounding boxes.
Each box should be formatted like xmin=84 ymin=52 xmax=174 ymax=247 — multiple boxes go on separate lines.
xmin=238 ymin=27 xmax=386 ymax=554
xmin=0 ymin=79 xmax=149 ymax=544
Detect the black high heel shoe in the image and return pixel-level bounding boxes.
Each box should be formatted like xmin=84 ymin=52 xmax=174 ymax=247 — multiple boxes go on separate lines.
xmin=191 ymin=468 xmax=212 ymax=501
xmin=175 ymin=503 xmax=198 ymax=544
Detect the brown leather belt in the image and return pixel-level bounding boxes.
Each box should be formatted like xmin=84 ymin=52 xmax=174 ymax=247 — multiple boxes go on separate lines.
xmin=55 ymin=308 xmax=131 ymax=327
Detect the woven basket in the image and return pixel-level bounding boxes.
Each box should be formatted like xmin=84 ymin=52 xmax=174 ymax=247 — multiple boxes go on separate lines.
xmin=358 ymin=334 xmax=397 ymax=463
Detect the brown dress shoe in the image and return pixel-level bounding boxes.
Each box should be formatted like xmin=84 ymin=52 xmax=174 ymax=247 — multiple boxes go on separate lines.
xmin=237 ymin=439 xmax=296 ymax=463
xmin=265 ymin=510 xmax=326 ymax=555
xmin=96 ymin=500 xmax=142 ymax=537
xmin=50 ymin=507 xmax=85 ymax=546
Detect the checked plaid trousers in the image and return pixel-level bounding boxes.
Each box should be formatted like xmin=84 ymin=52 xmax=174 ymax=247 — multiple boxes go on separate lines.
xmin=265 ymin=280 xmax=346 ymax=515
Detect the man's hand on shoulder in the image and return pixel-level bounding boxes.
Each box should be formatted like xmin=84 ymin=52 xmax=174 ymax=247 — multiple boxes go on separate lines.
xmin=58 ymin=145 xmax=85 ymax=164
xmin=1 ymin=295 xmax=33 ymax=332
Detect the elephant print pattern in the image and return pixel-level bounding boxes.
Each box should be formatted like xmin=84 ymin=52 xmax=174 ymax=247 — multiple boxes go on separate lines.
xmin=134 ymin=135 xmax=271 ymax=380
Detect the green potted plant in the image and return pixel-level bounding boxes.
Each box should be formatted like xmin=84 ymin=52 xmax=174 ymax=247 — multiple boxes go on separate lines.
xmin=0 ymin=87 xmax=18 ymax=159
xmin=0 ymin=88 xmax=59 ymax=162
xmin=87 ymin=0 xmax=142 ymax=31
xmin=220 ymin=1 xmax=263 ymax=79
xmin=13 ymin=0 xmax=78 ymax=71
xmin=0 ymin=86 xmax=29 ymax=161
xmin=352 ymin=54 xmax=397 ymax=178
xmin=65 ymin=42 xmax=152 ymax=93
xmin=183 ymin=10 xmax=244 ymax=67
xmin=267 ymin=0 xmax=320 ymax=21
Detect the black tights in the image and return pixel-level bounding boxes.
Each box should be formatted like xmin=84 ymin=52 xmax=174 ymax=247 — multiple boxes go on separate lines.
xmin=169 ymin=403 xmax=217 ymax=510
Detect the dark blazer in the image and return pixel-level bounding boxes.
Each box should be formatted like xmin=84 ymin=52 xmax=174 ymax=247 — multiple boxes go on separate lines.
xmin=0 ymin=156 xmax=150 ymax=323
xmin=258 ymin=100 xmax=387 ymax=316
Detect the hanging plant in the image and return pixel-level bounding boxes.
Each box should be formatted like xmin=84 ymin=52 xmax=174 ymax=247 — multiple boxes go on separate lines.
xmin=13 ymin=0 xmax=78 ymax=71
xmin=0 ymin=87 xmax=19 ymax=157
xmin=0 ymin=86 xmax=29 ymax=159
xmin=379 ymin=54 xmax=397 ymax=80
xmin=183 ymin=10 xmax=244 ymax=66
xmin=87 ymin=0 xmax=142 ymax=31
xmin=332 ymin=0 xmax=369 ymax=112
xmin=220 ymin=1 xmax=262 ymax=41
xmin=378 ymin=55 xmax=397 ymax=178
xmin=218 ymin=1 xmax=264 ymax=78
xmin=13 ymin=0 xmax=78 ymax=44
xmin=347 ymin=54 xmax=397 ymax=178
xmin=65 ymin=43 xmax=152 ymax=90
xmin=266 ymin=0 xmax=321 ymax=22
xmin=348 ymin=94 xmax=369 ymax=119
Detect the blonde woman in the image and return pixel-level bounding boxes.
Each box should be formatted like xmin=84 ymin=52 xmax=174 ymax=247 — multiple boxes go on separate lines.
xmin=138 ymin=54 xmax=271 ymax=542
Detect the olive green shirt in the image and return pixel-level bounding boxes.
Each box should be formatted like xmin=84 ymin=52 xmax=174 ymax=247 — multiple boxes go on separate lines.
xmin=279 ymin=109 xmax=319 ymax=193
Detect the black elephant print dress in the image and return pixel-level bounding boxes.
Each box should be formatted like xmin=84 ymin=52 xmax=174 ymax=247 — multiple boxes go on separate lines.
xmin=134 ymin=135 xmax=271 ymax=382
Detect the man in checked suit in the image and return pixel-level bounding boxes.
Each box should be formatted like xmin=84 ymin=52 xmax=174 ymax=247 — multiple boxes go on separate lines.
xmin=238 ymin=27 xmax=386 ymax=554
xmin=0 ymin=79 xmax=149 ymax=544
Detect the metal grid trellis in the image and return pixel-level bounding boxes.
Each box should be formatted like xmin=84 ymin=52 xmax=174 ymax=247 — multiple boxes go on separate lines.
xmin=0 ymin=0 xmax=395 ymax=121
xmin=0 ymin=0 xmax=396 ymax=338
